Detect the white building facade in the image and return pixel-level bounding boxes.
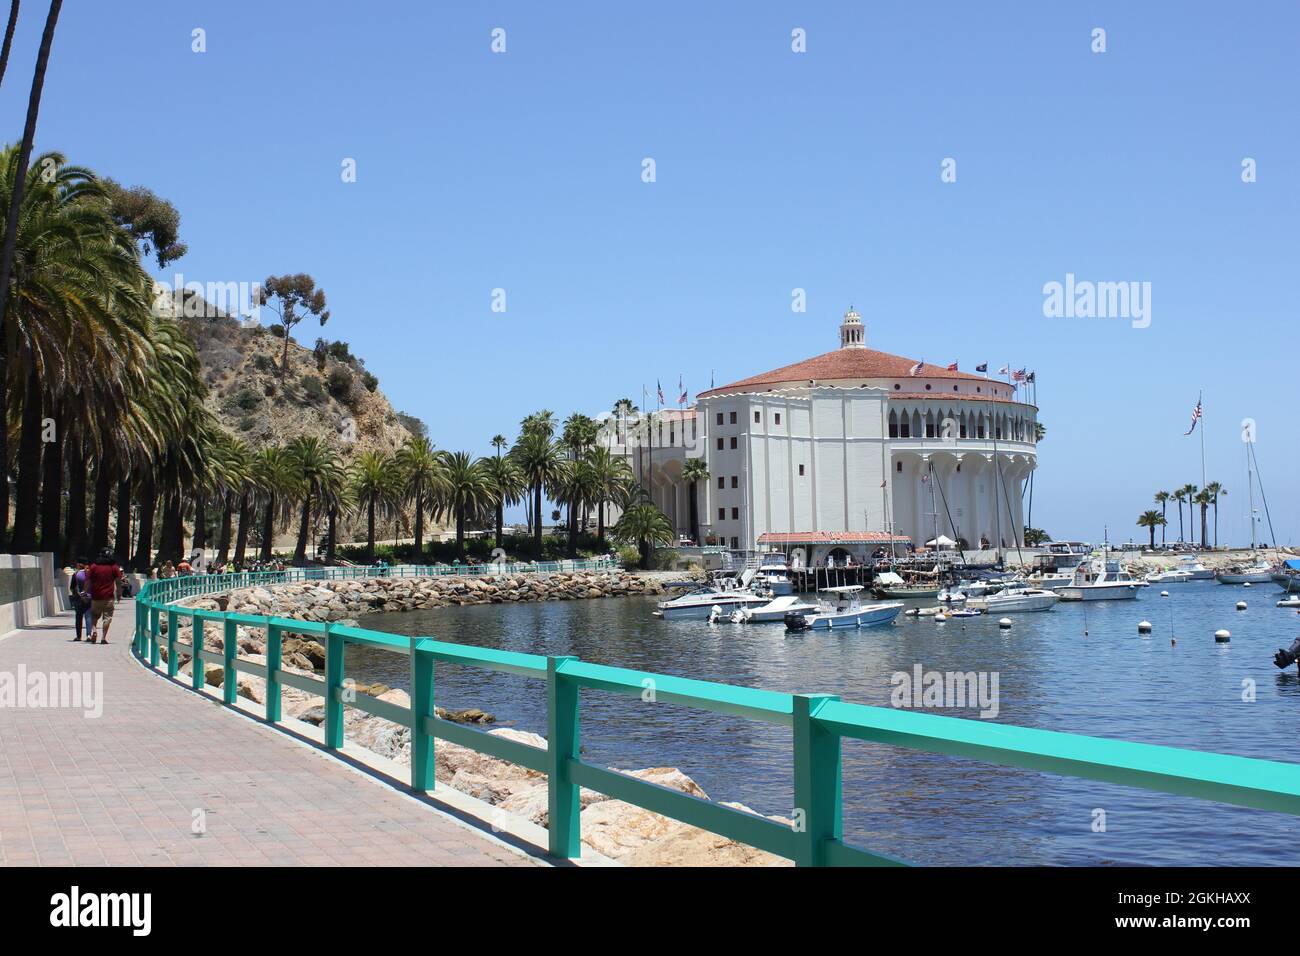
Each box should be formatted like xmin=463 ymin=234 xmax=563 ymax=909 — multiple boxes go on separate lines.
xmin=615 ymin=310 xmax=1039 ymax=559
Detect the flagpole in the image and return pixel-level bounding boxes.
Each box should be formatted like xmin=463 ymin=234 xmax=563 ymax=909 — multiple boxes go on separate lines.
xmin=1198 ymin=388 xmax=1206 ymax=490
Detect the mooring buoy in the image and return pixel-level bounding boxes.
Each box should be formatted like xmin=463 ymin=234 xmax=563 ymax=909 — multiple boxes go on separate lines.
xmin=998 ymin=617 xmax=1012 ymax=630
xmin=1138 ymin=620 xmax=1152 ymax=634
xmin=1236 ymin=601 xmax=1247 ymax=611
xmin=1215 ymin=629 xmax=1231 ymax=643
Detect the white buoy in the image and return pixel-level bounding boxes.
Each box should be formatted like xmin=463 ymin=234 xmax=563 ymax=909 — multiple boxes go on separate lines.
xmin=1138 ymin=620 xmax=1152 ymax=634
xmin=934 ymin=612 xmax=948 ymax=623
xmin=1160 ymin=590 xmax=1170 ymax=597
xmin=1243 ymin=582 xmax=1253 ymax=588
xmin=998 ymin=617 xmax=1012 ymax=630
xmin=1236 ymin=601 xmax=1247 ymax=611
xmin=1215 ymin=629 xmax=1231 ymax=643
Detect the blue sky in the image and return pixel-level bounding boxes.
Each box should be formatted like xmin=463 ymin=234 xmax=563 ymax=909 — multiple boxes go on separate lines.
xmin=3 ymin=1 xmax=1296 ymax=544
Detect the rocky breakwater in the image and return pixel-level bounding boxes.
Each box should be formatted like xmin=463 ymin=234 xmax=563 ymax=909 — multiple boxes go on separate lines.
xmin=220 ymin=569 xmax=677 ymax=623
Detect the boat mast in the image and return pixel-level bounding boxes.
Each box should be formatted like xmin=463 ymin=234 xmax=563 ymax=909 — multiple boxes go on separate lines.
xmin=1246 ymin=438 xmax=1257 ymax=551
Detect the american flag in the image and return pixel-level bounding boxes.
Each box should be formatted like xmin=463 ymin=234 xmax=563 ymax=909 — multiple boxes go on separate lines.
xmin=946 ymin=361 xmax=959 ymax=371
xmin=1184 ymin=398 xmax=1202 ymax=435
xmin=909 ymin=360 xmax=925 ymax=376
xmin=1012 ymin=368 xmax=1027 ymax=382
xmin=678 ymin=375 xmax=687 ymax=406
xmin=657 ymin=380 xmax=664 ymax=406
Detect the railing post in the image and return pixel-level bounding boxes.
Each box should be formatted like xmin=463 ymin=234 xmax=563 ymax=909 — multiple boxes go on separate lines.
xmin=792 ymin=693 xmax=842 ymax=867
xmin=323 ymin=624 xmax=344 ymax=750
xmin=410 ymin=637 xmax=435 ymax=792
xmin=222 ymin=615 xmax=238 ymax=705
xmin=265 ymin=620 xmax=282 ymax=722
xmin=192 ymin=617 xmax=205 ymax=690
xmin=148 ymin=605 xmax=160 ymax=668
xmin=546 ymin=655 xmax=581 ymax=859
xmin=166 ymin=609 xmax=179 ymax=677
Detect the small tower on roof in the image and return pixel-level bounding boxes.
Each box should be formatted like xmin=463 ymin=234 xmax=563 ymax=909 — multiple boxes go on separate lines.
xmin=839 ymin=307 xmax=865 ymax=349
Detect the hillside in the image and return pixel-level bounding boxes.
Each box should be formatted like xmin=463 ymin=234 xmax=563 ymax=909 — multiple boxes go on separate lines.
xmin=159 ymin=290 xmax=440 ymax=546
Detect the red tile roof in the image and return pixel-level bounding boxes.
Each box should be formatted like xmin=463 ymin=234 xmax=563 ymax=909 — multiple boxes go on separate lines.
xmin=891 ymin=392 xmax=1036 ymax=408
xmin=757 ymin=531 xmax=912 ymax=544
xmin=699 ymin=347 xmax=990 ymax=397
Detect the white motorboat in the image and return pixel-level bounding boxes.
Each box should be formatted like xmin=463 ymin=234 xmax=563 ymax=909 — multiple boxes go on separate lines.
xmin=1175 ymin=556 xmax=1216 ymax=580
xmin=785 ymin=586 xmax=904 ymax=630
xmin=752 ymin=551 xmax=795 ymax=597
xmin=1055 ymin=557 xmax=1142 ymax=601
xmin=1147 ymin=568 xmax=1194 ymax=585
xmin=1217 ymin=560 xmax=1275 ymax=584
xmin=980 ymin=585 xmax=1060 ymax=613
xmin=1025 ymin=571 xmax=1073 ymax=590
xmin=657 ymin=573 xmax=768 ymax=619
xmin=738 ymin=594 xmax=820 ymax=623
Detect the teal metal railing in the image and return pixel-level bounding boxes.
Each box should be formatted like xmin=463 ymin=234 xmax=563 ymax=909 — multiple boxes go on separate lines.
xmin=132 ymin=569 xmax=1300 ymax=866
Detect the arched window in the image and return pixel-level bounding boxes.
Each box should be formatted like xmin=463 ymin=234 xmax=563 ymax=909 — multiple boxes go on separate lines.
xmin=888 ymin=409 xmax=899 ymax=439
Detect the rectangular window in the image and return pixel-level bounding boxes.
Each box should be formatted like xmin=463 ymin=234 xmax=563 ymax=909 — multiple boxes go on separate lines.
xmin=718 ymin=507 xmax=725 ymax=521
xmin=730 ymin=536 xmax=739 ymax=549
xmin=716 ymin=437 xmax=724 ymax=451
xmin=717 ymin=476 xmax=724 ymax=489
xmin=731 ymin=507 xmax=739 ymax=520
xmin=730 ymin=476 xmax=738 ymax=488
xmin=729 ymin=411 xmax=737 ymax=424
xmin=754 ymin=411 xmax=761 ymax=424
xmin=716 ymin=412 xmax=723 ymax=426
xmin=775 ymin=413 xmax=781 ymax=426
xmin=888 ymin=422 xmax=898 ymax=438
xmin=897 ymin=461 xmax=903 ymax=472
xmin=798 ymin=464 xmax=805 ymax=476
xmin=730 ymin=437 xmax=737 ymax=449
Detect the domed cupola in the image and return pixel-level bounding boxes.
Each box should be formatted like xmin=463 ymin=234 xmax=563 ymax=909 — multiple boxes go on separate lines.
xmin=839 ymin=307 xmax=865 ymax=349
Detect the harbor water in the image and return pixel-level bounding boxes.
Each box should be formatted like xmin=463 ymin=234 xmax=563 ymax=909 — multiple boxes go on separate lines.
xmin=351 ymin=580 xmax=1300 ymax=865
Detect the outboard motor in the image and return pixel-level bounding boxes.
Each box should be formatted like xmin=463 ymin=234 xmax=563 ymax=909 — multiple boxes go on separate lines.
xmin=730 ymin=609 xmax=747 ymax=624
xmin=1273 ymin=636 xmax=1300 ymax=671
xmin=708 ymin=605 xmax=723 ymax=624
xmin=784 ymin=610 xmax=812 ymax=632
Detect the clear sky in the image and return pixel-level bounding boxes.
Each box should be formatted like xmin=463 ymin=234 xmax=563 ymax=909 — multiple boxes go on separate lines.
xmin=3 ymin=1 xmax=1296 ymax=544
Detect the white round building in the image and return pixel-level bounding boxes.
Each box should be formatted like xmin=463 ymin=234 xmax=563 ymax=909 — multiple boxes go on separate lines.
xmin=623 ymin=309 xmax=1039 ymax=561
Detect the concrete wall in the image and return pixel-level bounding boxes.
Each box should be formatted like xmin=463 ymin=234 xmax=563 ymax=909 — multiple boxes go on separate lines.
xmin=0 ymin=552 xmax=56 ymax=636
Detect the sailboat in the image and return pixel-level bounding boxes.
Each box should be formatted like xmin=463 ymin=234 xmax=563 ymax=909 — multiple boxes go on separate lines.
xmin=1217 ymin=432 xmax=1278 ymax=584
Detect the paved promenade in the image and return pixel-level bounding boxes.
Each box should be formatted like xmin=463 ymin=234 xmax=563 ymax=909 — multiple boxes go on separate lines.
xmin=0 ymin=601 xmax=537 ymax=867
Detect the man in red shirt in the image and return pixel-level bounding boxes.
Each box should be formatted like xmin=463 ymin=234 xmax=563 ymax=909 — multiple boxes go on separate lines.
xmin=85 ymin=549 xmax=124 ymax=645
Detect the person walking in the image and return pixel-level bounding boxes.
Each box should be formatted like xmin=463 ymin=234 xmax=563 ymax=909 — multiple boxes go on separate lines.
xmin=85 ymin=549 xmax=124 ymax=645
xmin=69 ymin=557 xmax=92 ymax=642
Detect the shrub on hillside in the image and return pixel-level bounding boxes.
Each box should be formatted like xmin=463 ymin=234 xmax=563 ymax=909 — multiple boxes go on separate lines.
xmin=326 ymin=365 xmax=353 ymax=399
xmin=300 ymin=375 xmax=327 ymax=404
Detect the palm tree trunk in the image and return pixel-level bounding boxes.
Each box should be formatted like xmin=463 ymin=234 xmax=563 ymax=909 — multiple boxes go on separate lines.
xmin=366 ymin=498 xmax=376 ymax=562
xmin=456 ymin=505 xmax=465 ymax=557
xmin=233 ymin=492 xmax=251 ymax=566
xmin=292 ymin=495 xmax=310 ymax=564
xmin=38 ymin=409 xmax=63 ymax=558
xmin=10 ymin=368 xmax=44 ymax=552
xmin=114 ymin=478 xmax=132 ymax=562
xmin=414 ymin=490 xmax=424 ymax=560
xmin=156 ymin=493 xmax=184 ymax=563
xmin=326 ymin=504 xmax=337 ymax=564
xmin=65 ymin=444 xmax=87 ymax=562
xmin=91 ymin=462 xmax=111 ymax=552
xmin=1160 ymin=503 xmax=1166 ymax=546
xmin=214 ymin=493 xmax=233 ymax=564
xmin=0 ymin=0 xmax=64 ymax=550
xmin=597 ymin=501 xmax=605 ymax=542
xmin=0 ymin=1 xmax=21 ymax=89
xmin=533 ymin=483 xmax=542 ymax=554
xmin=193 ymin=494 xmax=207 ymax=554
xmin=495 ymin=501 xmax=504 ymax=549
xmin=132 ymin=481 xmax=156 ymax=569
xmin=688 ymin=484 xmax=699 ymax=544
xmin=259 ymin=493 xmax=275 ymax=560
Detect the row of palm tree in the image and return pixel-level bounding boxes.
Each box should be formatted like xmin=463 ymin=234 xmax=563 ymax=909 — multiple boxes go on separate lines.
xmin=1151 ymin=482 xmax=1226 ymax=549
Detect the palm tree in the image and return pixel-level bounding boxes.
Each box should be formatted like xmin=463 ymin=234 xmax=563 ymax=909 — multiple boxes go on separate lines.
xmin=0 ymin=0 xmax=65 ymax=545
xmin=1193 ymin=489 xmax=1211 ymax=549
xmin=491 ymin=434 xmax=507 ymax=456
xmin=437 ymin=451 xmax=492 ymax=558
xmin=611 ymin=498 xmax=674 ymax=569
xmin=681 ymin=457 xmax=709 ymax=545
xmin=1204 ymin=481 xmax=1225 ymax=548
xmin=251 ymin=446 xmax=294 ymax=562
xmin=286 ymin=436 xmax=340 ymax=564
xmin=351 ymin=451 xmax=400 ymax=563
xmin=510 ymin=429 xmax=565 ymax=555
xmin=482 ymin=453 xmax=524 ymax=550
xmin=1137 ymin=510 xmax=1166 ymax=549
xmin=587 ymin=446 xmax=633 ymax=541
xmin=0 ymin=2 xmax=20 ymax=90
xmin=395 ymin=435 xmax=445 ymax=560
xmin=1153 ymin=491 xmax=1170 ymax=548
xmin=1172 ymin=488 xmax=1187 ymax=543
xmin=1180 ymin=484 xmax=1199 ymax=546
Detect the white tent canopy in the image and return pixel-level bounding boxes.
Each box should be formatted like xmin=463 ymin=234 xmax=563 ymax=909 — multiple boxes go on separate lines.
xmin=926 ymin=535 xmax=958 ymax=548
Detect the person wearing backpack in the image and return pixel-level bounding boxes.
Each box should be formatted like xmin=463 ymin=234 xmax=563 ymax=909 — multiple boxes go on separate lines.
xmin=69 ymin=557 xmax=93 ymax=642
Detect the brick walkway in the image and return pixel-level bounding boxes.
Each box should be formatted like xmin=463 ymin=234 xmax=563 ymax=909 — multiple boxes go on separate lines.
xmin=0 ymin=601 xmax=538 ymax=867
